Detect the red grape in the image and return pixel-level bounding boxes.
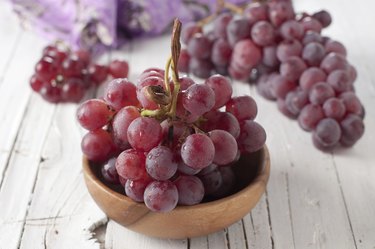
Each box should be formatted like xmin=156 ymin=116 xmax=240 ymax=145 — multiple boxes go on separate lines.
xmin=175 ymin=175 xmax=204 ymax=205
xmin=181 ymin=134 xmax=215 ymax=169
xmin=77 ymin=99 xmax=113 ymax=131
xmin=238 ymin=120 xmax=266 ymax=153
xmin=127 ymin=117 xmax=163 ymax=152
xmin=144 ymin=181 xmax=178 ymax=212
xmin=146 ymin=146 xmax=178 ymax=181
xmin=116 ymin=149 xmax=147 ymax=180
xmin=109 ymin=60 xmax=129 ymax=78
xmin=81 ymin=129 xmax=114 ymax=162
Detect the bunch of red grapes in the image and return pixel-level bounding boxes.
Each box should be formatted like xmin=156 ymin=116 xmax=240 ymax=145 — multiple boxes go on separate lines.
xmin=30 ymin=44 xmax=129 ymax=103
xmin=77 ymin=67 xmax=266 ymax=212
xmin=178 ymin=0 xmax=365 ymax=150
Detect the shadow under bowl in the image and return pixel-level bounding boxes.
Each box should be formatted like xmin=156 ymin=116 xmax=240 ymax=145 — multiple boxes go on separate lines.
xmin=83 ymin=146 xmax=270 ymax=239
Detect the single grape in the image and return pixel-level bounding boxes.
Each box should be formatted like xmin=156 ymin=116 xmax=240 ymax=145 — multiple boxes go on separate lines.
xmin=285 ymin=89 xmax=309 ymax=115
xmin=339 ymin=92 xmax=363 ymax=115
xmin=213 ymin=13 xmax=233 ymax=39
xmin=277 ymin=98 xmax=297 ymax=119
xmin=256 ymin=73 xmax=277 ymax=100
xmin=298 ymin=104 xmax=324 ymax=131
xmin=300 ymin=17 xmax=323 ymax=33
xmin=299 ymin=67 xmax=327 ymax=91
xmin=74 ymin=49 xmax=91 ymax=65
xmin=138 ymin=70 xmax=164 ymax=83
xmin=269 ymin=1 xmax=295 ymax=27
xmin=340 ymin=114 xmax=365 ymax=147
xmin=35 ymin=57 xmax=58 ymax=81
xmin=125 ymin=178 xmax=152 ymax=202
xmin=327 ymin=70 xmax=352 ymax=93
xmin=226 ymin=18 xmax=251 ymax=47
xmin=61 ymin=78 xmax=85 ymax=102
xmin=320 ymin=52 xmax=349 ymax=74
xmin=81 ymin=129 xmax=114 ymax=162
xmin=212 ymin=166 xmax=236 ymax=198
xmin=189 ymin=57 xmax=213 ymax=78
xmin=280 ymin=56 xmax=307 ymax=81
xmin=29 ymin=74 xmax=44 ymax=92
xmin=347 ymin=65 xmax=357 ymax=83
xmin=137 ymin=86 xmax=159 ymax=110
xmin=146 ymin=146 xmax=178 ymax=181
xmin=178 ymin=49 xmax=190 ymax=73
xmin=251 ymin=21 xmax=276 ymax=46
xmin=144 ymin=181 xmax=178 ymax=212
xmin=243 ymin=2 xmax=268 ymax=25
xmin=77 ymin=99 xmax=113 ymax=131
xmin=302 ymin=42 xmax=326 ymax=66
xmin=179 ymin=76 xmax=195 ymax=90
xmin=39 ymin=84 xmax=62 ymax=103
xmin=302 ymin=31 xmax=323 ymax=45
xmin=314 ymin=118 xmax=341 ymax=147
xmin=181 ymin=22 xmax=203 ymax=44
xmin=88 ymin=64 xmax=108 ymax=85
xmin=175 ymin=175 xmax=204 ymax=205
xmin=181 ymin=134 xmax=215 ymax=169
xmin=205 ymin=74 xmax=232 ymax=109
xmin=276 ymin=39 xmax=303 ymax=62
xmin=269 ymin=74 xmax=297 ymax=99
xmin=127 ymin=117 xmax=163 ymax=152
xmin=104 ymin=78 xmax=138 ymax=110
xmin=108 ymin=60 xmax=129 ymax=78
xmin=209 ymin=130 xmax=238 ymax=166
xmin=62 ymin=56 xmax=85 ymax=78
xmin=280 ymin=20 xmax=304 ymax=40
xmin=262 ymin=46 xmax=279 ymax=68
xmin=187 ymin=33 xmax=212 ymax=59
xmin=176 ymin=95 xmax=200 ymax=123
xmin=238 ymin=120 xmax=266 ymax=153
xmin=226 ymin=96 xmax=258 ymax=121
xmin=202 ymin=111 xmax=240 ymax=139
xmin=183 ymin=84 xmax=215 ymax=117
xmin=137 ymin=76 xmax=164 ymax=91
xmin=323 ymin=98 xmax=346 ymax=120
xmin=309 ymin=82 xmax=335 ymax=105
xmin=112 ymin=106 xmax=140 ymax=150
xmin=312 ymin=10 xmax=332 ymax=28
xmin=211 ymin=38 xmax=232 ymax=66
xmin=231 ymin=39 xmax=262 ymax=69
xmin=101 ymin=158 xmax=119 ymax=184
xmin=199 ymin=168 xmax=223 ymax=195
xmin=116 ymin=149 xmax=147 ymax=180
xmin=325 ymin=40 xmax=347 ymax=57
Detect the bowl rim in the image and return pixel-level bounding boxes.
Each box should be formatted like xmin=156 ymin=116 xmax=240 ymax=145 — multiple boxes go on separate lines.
xmin=83 ymin=145 xmax=270 ymax=211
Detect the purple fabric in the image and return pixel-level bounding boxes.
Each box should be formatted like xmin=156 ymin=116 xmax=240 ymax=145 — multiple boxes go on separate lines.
xmin=11 ymin=0 xmax=248 ymax=54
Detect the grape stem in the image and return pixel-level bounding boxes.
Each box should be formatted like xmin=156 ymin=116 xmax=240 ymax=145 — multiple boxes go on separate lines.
xmin=197 ymin=0 xmax=246 ymax=27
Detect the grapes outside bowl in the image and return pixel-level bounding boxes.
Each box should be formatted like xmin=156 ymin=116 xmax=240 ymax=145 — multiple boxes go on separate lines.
xmin=82 ymin=146 xmax=270 ymax=239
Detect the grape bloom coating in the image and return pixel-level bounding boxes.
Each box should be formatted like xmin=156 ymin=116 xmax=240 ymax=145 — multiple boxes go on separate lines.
xmin=77 ymin=68 xmax=266 ymax=212
xmin=179 ymin=0 xmax=365 ymax=150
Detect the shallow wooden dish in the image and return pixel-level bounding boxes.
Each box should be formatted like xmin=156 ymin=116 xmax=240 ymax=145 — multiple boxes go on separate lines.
xmin=83 ymin=146 xmax=270 ymax=239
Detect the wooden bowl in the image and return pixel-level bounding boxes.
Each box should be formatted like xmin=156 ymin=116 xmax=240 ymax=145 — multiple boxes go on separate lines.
xmin=83 ymin=146 xmax=270 ymax=239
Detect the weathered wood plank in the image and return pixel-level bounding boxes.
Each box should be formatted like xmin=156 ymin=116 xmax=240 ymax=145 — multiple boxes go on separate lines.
xmin=0 ymin=32 xmax=46 ymax=185
xmin=18 ymin=103 xmax=107 ymax=249
xmin=105 ymin=221 xmax=188 ymax=249
xmin=0 ymin=94 xmax=56 ymax=248
xmin=0 ymin=1 xmax=22 ymax=84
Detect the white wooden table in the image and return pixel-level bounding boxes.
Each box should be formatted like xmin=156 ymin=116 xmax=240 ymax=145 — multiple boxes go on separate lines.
xmin=0 ymin=0 xmax=374 ymax=248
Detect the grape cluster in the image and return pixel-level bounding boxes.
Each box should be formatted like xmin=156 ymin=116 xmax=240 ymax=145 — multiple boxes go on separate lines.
xmin=178 ymin=0 xmax=365 ymax=150
xmin=30 ymin=44 xmax=129 ymax=103
xmin=77 ymin=68 xmax=266 ymax=212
